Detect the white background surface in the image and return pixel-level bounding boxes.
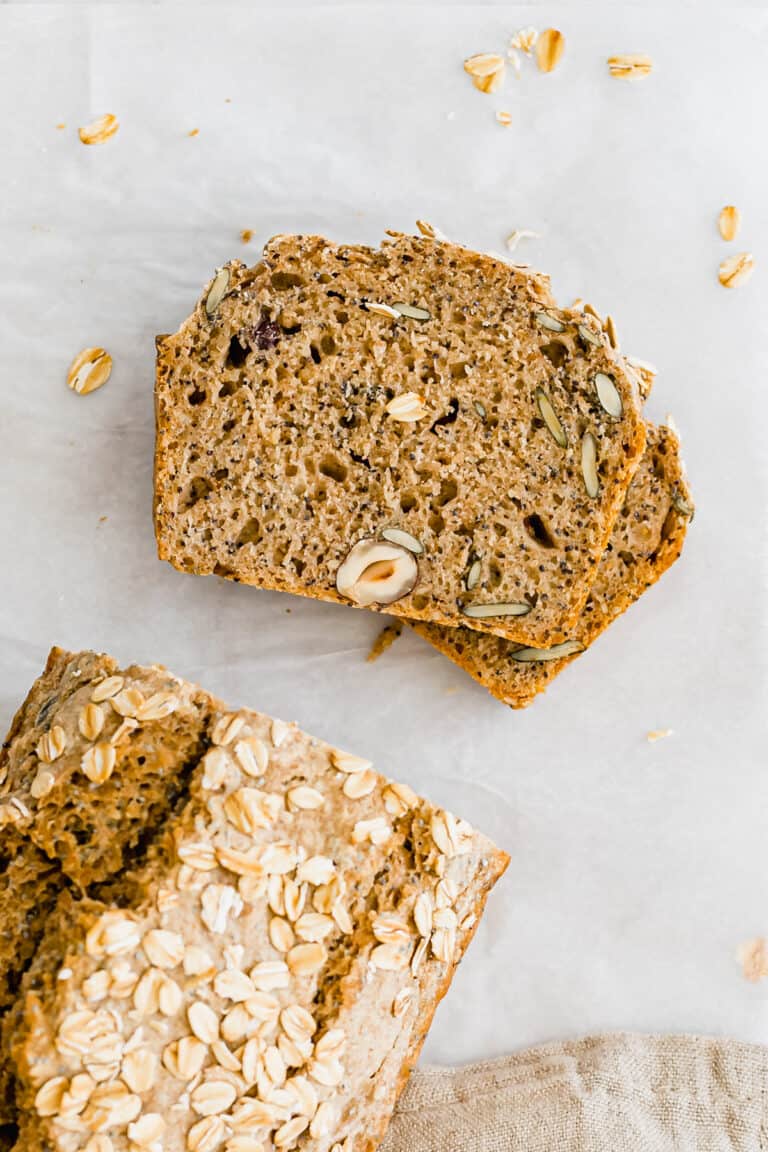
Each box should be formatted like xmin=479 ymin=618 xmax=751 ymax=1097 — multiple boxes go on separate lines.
xmin=1 ymin=4 xmax=767 ymax=1065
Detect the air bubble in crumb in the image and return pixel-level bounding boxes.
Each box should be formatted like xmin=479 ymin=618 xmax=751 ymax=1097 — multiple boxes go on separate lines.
xmin=738 ymin=937 xmax=768 ymax=982
xmin=646 ymin=728 xmax=673 ymax=743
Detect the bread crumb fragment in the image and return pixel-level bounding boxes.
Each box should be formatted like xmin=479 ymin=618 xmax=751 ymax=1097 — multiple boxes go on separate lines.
xmin=366 ymin=622 xmax=403 ymax=664
xmin=738 ymin=937 xmax=768 ymax=982
xmin=646 ymin=728 xmax=673 ymax=743
xmin=496 ymin=111 xmax=513 ymax=127
xmin=188 ymin=128 xmax=199 ymax=138
xmin=240 ymin=229 xmax=254 ymax=244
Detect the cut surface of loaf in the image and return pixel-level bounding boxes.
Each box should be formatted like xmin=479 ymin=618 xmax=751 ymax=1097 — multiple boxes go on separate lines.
xmin=154 ymin=232 xmax=647 ymax=646
xmin=411 ymin=424 xmax=693 ymax=707
xmin=0 ymin=649 xmax=507 ymax=1152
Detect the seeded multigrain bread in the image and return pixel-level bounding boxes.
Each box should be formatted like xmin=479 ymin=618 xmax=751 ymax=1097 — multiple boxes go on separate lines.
xmin=154 ymin=232 xmax=647 ymax=646
xmin=1 ymin=649 xmax=507 ymax=1152
xmin=411 ymin=424 xmax=694 ymax=707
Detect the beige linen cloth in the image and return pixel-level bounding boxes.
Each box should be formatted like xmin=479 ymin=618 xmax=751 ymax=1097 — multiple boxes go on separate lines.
xmin=385 ymin=1034 xmax=768 ymax=1151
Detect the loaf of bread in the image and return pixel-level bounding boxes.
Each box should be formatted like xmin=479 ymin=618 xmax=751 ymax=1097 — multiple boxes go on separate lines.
xmin=410 ymin=424 xmax=693 ymax=707
xmin=154 ymin=232 xmax=647 ymax=646
xmin=0 ymin=649 xmax=507 ymax=1152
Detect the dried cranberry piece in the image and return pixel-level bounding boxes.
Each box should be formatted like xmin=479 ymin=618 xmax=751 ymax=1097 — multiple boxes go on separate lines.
xmin=252 ymin=317 xmax=281 ymax=350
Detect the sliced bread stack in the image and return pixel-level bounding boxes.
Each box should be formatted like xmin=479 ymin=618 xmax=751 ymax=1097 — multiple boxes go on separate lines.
xmin=154 ymin=231 xmax=693 ymax=706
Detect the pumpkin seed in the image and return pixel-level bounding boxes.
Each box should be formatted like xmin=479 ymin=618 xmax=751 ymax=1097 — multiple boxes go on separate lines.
xmin=205 ymin=269 xmax=230 ymax=319
xmin=392 ymin=302 xmax=431 ymax=320
xmin=460 ymin=601 xmax=531 ymax=619
xmin=595 ymin=372 xmax=623 ymax=419
xmin=381 ymin=527 xmax=423 ymax=555
xmin=510 ymin=639 xmax=584 ymax=663
xmin=535 ymin=311 xmax=565 ymax=333
xmin=536 ymin=388 xmax=567 ymax=448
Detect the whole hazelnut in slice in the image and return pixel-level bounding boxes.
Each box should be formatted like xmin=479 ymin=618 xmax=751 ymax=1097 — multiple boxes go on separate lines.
xmin=336 ymin=539 xmax=418 ymax=607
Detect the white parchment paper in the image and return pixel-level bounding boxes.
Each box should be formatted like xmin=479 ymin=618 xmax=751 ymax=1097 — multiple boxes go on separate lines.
xmin=0 ymin=4 xmax=767 ymax=1063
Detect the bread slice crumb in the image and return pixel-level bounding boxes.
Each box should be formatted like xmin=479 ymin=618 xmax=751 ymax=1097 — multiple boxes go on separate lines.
xmin=646 ymin=728 xmax=673 ymax=743
xmin=366 ymin=622 xmax=403 ymax=663
xmin=738 ymin=937 xmax=768 ymax=982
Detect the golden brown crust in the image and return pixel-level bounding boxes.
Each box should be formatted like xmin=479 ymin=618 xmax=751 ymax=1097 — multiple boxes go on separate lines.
xmin=154 ymin=232 xmax=647 ymax=646
xmin=411 ymin=424 xmax=693 ymax=707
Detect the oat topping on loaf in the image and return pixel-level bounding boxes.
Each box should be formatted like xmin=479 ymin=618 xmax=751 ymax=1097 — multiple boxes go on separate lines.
xmin=0 ymin=650 xmax=507 ymax=1152
xmin=154 ymin=232 xmax=647 ymax=646
xmin=411 ymin=424 xmax=693 ymax=707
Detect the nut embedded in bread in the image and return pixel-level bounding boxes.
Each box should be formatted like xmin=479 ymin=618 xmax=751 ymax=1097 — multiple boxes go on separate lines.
xmin=0 ymin=649 xmax=508 ymax=1152
xmin=411 ymin=423 xmax=693 ymax=707
xmin=154 ymin=231 xmax=647 ymax=646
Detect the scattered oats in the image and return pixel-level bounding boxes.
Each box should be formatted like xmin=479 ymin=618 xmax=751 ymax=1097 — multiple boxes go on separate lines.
xmin=83 ymin=969 xmax=111 ymax=1002
xmin=79 ymin=702 xmax=106 ymax=741
xmin=264 ymin=1044 xmax=287 ymax=1086
xmin=536 ymin=28 xmax=565 ymax=73
xmin=385 ymin=391 xmax=428 ymax=422
xmin=143 ymin=928 xmax=184 ymax=968
xmin=240 ymin=229 xmax=254 ymax=244
xmin=163 ymin=1036 xmax=208 ymax=1081
xmin=463 ymin=53 xmax=506 ymax=94
xmin=184 ymin=945 xmax=216 ymax=978
xmin=506 ymin=228 xmax=540 ymax=253
xmin=110 ymin=717 xmax=138 ymax=746
xmin=286 ymin=785 xmax=325 ymax=811
xmin=496 ymin=110 xmax=512 ymax=127
xmin=201 ymin=883 xmax=243 ymax=934
xmin=234 ymin=735 xmax=269 ymax=777
xmin=110 ymin=687 xmax=145 ymax=717
xmin=287 ymin=942 xmax=327 ymax=976
xmin=212 ymin=713 xmax=246 ymax=747
xmin=607 ymin=53 xmax=653 ymax=78
xmin=331 ymin=749 xmax=372 ymax=775
xmin=187 ymin=1116 xmax=228 ymax=1152
xmin=646 ymin=728 xmax=673 ymax=743
xmin=83 ymin=1081 xmax=141 ymax=1129
xmin=178 ymin=840 xmax=218 ymax=871
xmin=297 ymin=855 xmax=336 ymax=885
xmin=81 ymin=737 xmax=118 ymax=783
xmin=310 ymin=1101 xmax=335 ymax=1140
xmin=91 ymin=675 xmax=124 ymax=703
xmin=431 ymin=926 xmax=456 ymax=963
xmin=212 ymin=1039 xmax=241 ymax=1072
xmin=382 ymin=780 xmax=417 ymax=816
xmin=244 ymin=990 xmax=280 ymax=1023
xmin=191 ymin=1080 xmax=237 ymax=1116
xmin=156 ymin=886 xmax=179 ymax=915
xmin=372 ymin=914 xmax=411 ymax=947
xmin=216 ymin=844 xmax=267 ymax=877
xmin=719 ymin=252 xmax=754 ymax=288
xmin=281 ymin=1004 xmax=316 ymax=1043
xmin=718 ymin=205 xmax=741 ymax=242
xmin=271 ymin=719 xmax=290 ymax=747
xmin=308 ymin=1057 xmax=344 ymax=1087
xmin=37 ymin=724 xmax=67 ymax=763
xmin=250 ymin=961 xmax=288 ymax=994
xmin=136 ymin=691 xmax=179 ymax=722
xmin=352 ymin=816 xmax=392 ymax=845
xmin=224 ymin=787 xmax=281 ymax=836
xmin=286 ymin=1074 xmax=318 ymax=1116
xmin=30 ymin=768 xmax=56 ymax=799
xmin=127 ymin=1114 xmax=165 ymax=1149
xmin=343 ymin=768 xmax=377 ymax=799
xmin=79 ymin=113 xmax=119 ymax=145
xmin=295 ymin=912 xmax=335 ymax=942
xmin=188 ymin=1001 xmax=221 ymax=1044
xmin=509 ymin=26 xmax=538 ymax=55
xmin=35 ymin=1076 xmax=67 ymax=1117
xmin=201 ymin=747 xmax=233 ymax=791
xmin=392 ymin=989 xmax=413 ymax=1018
xmin=261 ymin=841 xmax=298 ymax=875
xmin=279 ymin=1032 xmax=309 ymax=1068
xmin=414 ymin=892 xmax=434 ymax=938
xmin=738 ymin=937 xmax=768 ymax=982
xmin=215 ymin=968 xmax=255 ymax=1003
xmin=269 ymin=916 xmax=295 ymax=953
xmin=332 ymin=900 xmax=353 ymax=935
xmin=370 ymin=943 xmax=410 ymax=971
xmin=122 ymin=1049 xmax=159 ymax=1094
xmin=274 ymin=1117 xmax=309 ymax=1148
xmin=229 ymin=1099 xmax=280 ymax=1130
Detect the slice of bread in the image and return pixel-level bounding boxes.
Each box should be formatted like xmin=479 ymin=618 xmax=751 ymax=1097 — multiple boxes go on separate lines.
xmin=154 ymin=232 xmax=647 ymax=646
xmin=411 ymin=424 xmax=693 ymax=707
xmin=0 ymin=650 xmax=507 ymax=1152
